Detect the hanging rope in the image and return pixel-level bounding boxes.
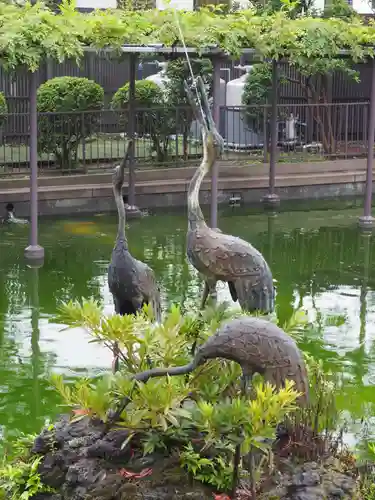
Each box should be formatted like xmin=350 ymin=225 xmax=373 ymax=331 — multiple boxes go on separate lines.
xmin=172 ymin=8 xmax=206 ymax=122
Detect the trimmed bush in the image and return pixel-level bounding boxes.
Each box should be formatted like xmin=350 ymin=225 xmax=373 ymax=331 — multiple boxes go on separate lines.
xmin=37 ymin=76 xmax=104 ymax=170
xmin=112 ymin=80 xmax=174 ymax=163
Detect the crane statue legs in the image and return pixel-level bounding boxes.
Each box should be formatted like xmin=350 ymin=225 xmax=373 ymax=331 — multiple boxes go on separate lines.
xmin=108 ymin=141 xmax=162 ymax=372
xmin=185 ymin=77 xmax=275 ymax=315
xmin=109 ymin=316 xmax=309 ymax=496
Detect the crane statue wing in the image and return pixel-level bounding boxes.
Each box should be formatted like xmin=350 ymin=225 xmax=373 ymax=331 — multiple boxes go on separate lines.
xmin=188 ymin=227 xmax=270 ymax=281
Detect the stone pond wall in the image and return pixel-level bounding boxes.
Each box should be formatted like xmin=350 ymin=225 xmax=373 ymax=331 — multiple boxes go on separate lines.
xmin=0 ymin=159 xmax=369 ymax=218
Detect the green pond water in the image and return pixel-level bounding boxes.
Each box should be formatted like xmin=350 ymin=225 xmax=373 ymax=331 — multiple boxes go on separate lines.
xmin=1 ymin=206 xmax=375 ymax=450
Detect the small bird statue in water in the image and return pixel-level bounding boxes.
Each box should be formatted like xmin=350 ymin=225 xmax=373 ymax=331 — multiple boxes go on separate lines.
xmin=185 ymin=77 xmax=275 ymax=314
xmin=1 ymin=203 xmax=28 ymax=225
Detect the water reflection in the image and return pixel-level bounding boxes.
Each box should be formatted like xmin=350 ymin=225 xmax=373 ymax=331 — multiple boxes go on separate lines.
xmin=29 ymin=265 xmax=41 ymax=425
xmin=0 ymin=207 xmax=375 ymax=446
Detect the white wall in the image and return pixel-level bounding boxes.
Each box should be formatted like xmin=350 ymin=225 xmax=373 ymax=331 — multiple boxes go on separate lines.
xmin=155 ymin=0 xmax=194 ymax=9
xmin=76 ymin=0 xmax=117 ymax=8
xmin=352 ymin=0 xmax=374 ymax=14
xmin=312 ymin=0 xmax=374 ymax=14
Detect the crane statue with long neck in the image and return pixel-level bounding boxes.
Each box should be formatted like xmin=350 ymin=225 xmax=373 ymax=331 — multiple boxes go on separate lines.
xmin=185 ymin=77 xmax=275 ymax=314
xmin=108 ymin=141 xmax=162 ymax=371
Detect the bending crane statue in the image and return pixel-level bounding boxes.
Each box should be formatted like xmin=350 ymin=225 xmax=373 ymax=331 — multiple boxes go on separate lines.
xmin=110 ymin=316 xmax=309 ymax=493
xmin=108 ymin=141 xmax=162 ymax=366
xmin=185 ymin=77 xmax=275 ymax=313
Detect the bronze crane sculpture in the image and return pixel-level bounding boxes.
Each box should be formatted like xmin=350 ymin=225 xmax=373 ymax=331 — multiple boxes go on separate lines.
xmin=108 ymin=141 xmax=162 ymax=370
xmin=185 ymin=77 xmax=275 ymax=314
xmin=109 ymin=316 xmax=309 ymax=495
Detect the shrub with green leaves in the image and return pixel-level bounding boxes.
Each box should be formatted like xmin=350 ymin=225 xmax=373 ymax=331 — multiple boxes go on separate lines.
xmin=37 ymin=76 xmax=104 ymax=170
xmin=47 ymin=300 xmax=315 ymax=493
xmin=0 ymin=432 xmax=55 ymax=500
xmin=165 ymin=58 xmax=212 ymax=160
xmin=242 ymin=62 xmax=274 ymax=136
xmin=112 ymin=80 xmax=174 ymax=162
xmin=0 ymin=92 xmax=7 ymax=128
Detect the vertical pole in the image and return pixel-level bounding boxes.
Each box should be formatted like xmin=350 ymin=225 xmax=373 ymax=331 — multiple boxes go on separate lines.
xmin=127 ymin=53 xmax=141 ymax=218
xmin=262 ymin=59 xmax=280 ymax=210
xmin=210 ymin=56 xmax=221 ymax=230
xmin=359 ymin=58 xmax=375 ymax=231
xmin=137 ymin=60 xmax=143 ymax=80
xmin=24 ymin=70 xmax=44 ymax=264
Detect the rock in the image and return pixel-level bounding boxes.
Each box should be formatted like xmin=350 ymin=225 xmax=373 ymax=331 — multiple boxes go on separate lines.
xmin=65 ymin=458 xmax=105 ymax=486
xmin=265 ymin=460 xmax=358 ymax=500
xmin=85 ymin=429 xmax=133 ymax=463
xmin=291 ymin=470 xmax=320 ymax=487
xmin=29 ymin=415 xmax=359 ymax=500
xmin=38 ymin=451 xmax=67 ymax=488
xmin=30 ymin=415 xmax=213 ymax=500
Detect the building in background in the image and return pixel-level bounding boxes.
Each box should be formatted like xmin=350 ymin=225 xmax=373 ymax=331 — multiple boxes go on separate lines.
xmin=313 ymin=0 xmax=374 ymax=14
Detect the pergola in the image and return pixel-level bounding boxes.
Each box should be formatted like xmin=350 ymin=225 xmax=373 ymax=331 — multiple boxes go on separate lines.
xmin=25 ymin=44 xmax=375 ymax=264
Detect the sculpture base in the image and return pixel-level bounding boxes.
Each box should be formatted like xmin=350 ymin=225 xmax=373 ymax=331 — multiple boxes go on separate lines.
xmin=358 ymin=215 xmax=375 ymax=233
xmin=125 ymin=205 xmax=142 ymax=219
xmin=24 ymin=244 xmax=45 ymax=266
xmin=261 ymin=193 xmax=280 ymax=211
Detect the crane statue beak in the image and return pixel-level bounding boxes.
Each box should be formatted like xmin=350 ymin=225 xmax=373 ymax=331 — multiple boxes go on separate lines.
xmin=195 ymin=76 xmax=224 ymax=159
xmin=112 ymin=140 xmax=133 ymax=189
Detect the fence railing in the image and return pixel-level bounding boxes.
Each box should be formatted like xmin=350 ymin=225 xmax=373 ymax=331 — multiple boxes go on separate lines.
xmin=0 ymin=101 xmax=370 ymax=176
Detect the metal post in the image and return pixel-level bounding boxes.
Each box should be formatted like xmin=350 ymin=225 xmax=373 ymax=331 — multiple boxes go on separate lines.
xmin=359 ymin=58 xmax=375 ymax=231
xmin=25 ymin=70 xmax=44 ymax=264
xmin=262 ymin=59 xmax=280 ymax=210
xmin=126 ymin=53 xmax=141 ymax=219
xmin=210 ymin=56 xmax=221 ymax=230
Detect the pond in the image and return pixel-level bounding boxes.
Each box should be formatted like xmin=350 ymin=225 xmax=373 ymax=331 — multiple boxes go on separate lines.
xmin=1 ymin=205 xmax=375 ymax=451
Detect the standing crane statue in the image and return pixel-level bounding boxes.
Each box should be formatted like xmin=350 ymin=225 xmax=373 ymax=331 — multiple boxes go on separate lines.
xmin=109 ymin=316 xmax=309 ymax=496
xmin=185 ymin=77 xmax=275 ymax=314
xmin=108 ymin=141 xmax=162 ymax=371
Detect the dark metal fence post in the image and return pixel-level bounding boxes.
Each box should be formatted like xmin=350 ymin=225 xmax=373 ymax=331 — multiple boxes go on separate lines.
xmin=127 ymin=53 xmax=141 ymax=219
xmin=262 ymin=59 xmax=280 ymax=210
xmin=211 ymin=55 xmax=221 ymax=230
xmin=25 ymin=70 xmax=44 ymax=264
xmin=359 ymin=58 xmax=375 ymax=231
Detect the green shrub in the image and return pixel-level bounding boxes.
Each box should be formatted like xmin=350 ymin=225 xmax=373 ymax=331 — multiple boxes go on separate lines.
xmin=0 ymin=92 xmax=8 ymax=128
xmin=49 ymin=300 xmax=304 ymax=494
xmin=242 ymin=63 xmax=273 ymax=135
xmin=112 ymin=80 xmax=174 ymax=163
xmin=37 ymin=76 xmax=104 ymax=170
xmin=165 ymin=58 xmax=212 ymax=160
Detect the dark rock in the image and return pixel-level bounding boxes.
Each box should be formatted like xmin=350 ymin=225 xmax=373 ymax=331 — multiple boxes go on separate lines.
xmin=86 ymin=429 xmax=133 ymax=463
xmin=32 ymin=435 xmax=53 ymax=455
xmin=290 ymin=489 xmax=326 ymax=500
xmin=65 ymin=458 xmax=105 ymax=486
xmin=38 ymin=452 xmax=67 ymax=488
xmin=328 ymin=487 xmax=345 ymax=498
xmin=266 ymin=460 xmax=358 ymax=500
xmin=291 ymin=470 xmax=320 ymax=487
